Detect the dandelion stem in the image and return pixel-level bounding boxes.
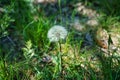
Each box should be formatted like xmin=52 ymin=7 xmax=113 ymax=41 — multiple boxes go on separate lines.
xmin=58 ymin=41 xmax=63 ymax=78
xmin=59 ymin=41 xmax=62 ymax=52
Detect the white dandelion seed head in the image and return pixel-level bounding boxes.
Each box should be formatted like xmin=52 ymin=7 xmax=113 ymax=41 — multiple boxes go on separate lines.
xmin=47 ymin=25 xmax=68 ymax=42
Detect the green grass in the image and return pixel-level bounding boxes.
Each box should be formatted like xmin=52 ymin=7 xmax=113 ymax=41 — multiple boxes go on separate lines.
xmin=0 ymin=0 xmax=120 ymax=80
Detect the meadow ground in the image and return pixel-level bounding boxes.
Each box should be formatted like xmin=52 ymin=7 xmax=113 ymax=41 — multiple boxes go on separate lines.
xmin=0 ymin=0 xmax=120 ymax=80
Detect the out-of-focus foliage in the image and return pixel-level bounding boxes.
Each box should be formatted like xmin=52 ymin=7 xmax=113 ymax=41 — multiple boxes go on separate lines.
xmin=87 ymin=0 xmax=120 ymax=16
xmin=99 ymin=0 xmax=120 ymax=16
xmin=0 ymin=4 xmax=14 ymax=38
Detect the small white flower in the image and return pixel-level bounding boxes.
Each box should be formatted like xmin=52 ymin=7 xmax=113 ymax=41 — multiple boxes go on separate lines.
xmin=47 ymin=25 xmax=68 ymax=42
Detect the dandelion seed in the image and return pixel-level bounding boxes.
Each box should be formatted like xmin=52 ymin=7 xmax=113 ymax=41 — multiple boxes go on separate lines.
xmin=47 ymin=25 xmax=68 ymax=42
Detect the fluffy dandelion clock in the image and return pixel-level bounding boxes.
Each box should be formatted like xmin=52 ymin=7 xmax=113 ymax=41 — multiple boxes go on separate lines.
xmin=47 ymin=25 xmax=68 ymax=42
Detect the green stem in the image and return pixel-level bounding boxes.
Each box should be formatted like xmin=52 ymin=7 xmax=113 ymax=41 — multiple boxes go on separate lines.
xmin=58 ymin=41 xmax=62 ymax=77
xmin=58 ymin=0 xmax=61 ymax=15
